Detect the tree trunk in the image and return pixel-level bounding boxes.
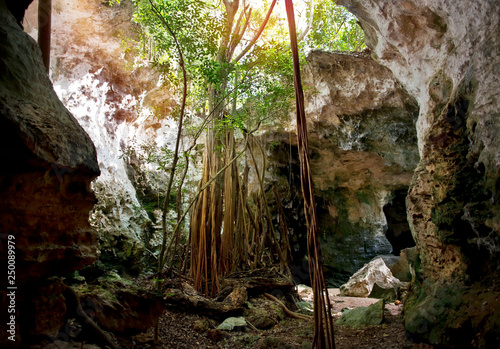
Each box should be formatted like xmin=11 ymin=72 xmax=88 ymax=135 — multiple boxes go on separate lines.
xmin=189 ymin=0 xmax=285 ymax=296
xmin=190 ymin=0 xmax=240 ymax=296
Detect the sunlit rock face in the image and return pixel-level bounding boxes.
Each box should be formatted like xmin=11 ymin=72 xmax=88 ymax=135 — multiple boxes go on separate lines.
xmin=0 ymin=0 xmax=99 ymax=343
xmin=338 ymin=0 xmax=500 ymax=346
xmin=23 ymin=0 xmax=178 ymax=272
xmin=265 ymin=51 xmax=419 ymax=286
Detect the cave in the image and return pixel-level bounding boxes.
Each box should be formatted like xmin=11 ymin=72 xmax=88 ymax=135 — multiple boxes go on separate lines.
xmin=383 ymin=188 xmax=416 ymax=256
xmin=1 ymin=0 xmax=499 ymax=348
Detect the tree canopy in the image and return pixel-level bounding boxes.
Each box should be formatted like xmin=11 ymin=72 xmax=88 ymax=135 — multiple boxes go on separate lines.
xmin=127 ymin=0 xmax=365 ymax=120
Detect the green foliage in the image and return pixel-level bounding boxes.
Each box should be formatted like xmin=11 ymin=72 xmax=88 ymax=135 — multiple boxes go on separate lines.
xmin=233 ymin=41 xmax=296 ymax=133
xmin=305 ymin=0 xmax=366 ymax=52
xmin=128 ymin=0 xmax=366 ymax=138
xmin=131 ymin=0 xmax=223 ymax=80
xmin=129 ymin=0 xmax=298 ymax=124
xmin=127 ymin=0 xmax=366 ymax=129
xmin=142 ymin=197 xmax=163 ymax=213
xmin=200 ymin=59 xmax=234 ymax=86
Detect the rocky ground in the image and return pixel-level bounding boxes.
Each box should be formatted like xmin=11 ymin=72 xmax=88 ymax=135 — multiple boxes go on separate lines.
xmin=108 ymin=287 xmax=433 ymax=349
xmin=33 ymin=271 xmax=434 ymax=349
xmin=38 ymin=298 xmax=434 ymax=349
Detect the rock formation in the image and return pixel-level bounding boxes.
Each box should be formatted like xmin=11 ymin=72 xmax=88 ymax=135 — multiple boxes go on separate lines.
xmin=3 ymin=0 xmax=498 ymax=345
xmin=22 ymin=0 xmax=180 ymax=273
xmin=0 ymin=0 xmax=99 ymax=344
xmin=264 ymin=50 xmax=419 ymax=285
xmin=75 ymin=280 xmax=163 ymax=334
xmin=337 ymin=0 xmax=500 ymax=346
xmin=336 ymin=299 xmax=385 ymax=328
xmin=339 ymin=257 xmax=407 ymax=301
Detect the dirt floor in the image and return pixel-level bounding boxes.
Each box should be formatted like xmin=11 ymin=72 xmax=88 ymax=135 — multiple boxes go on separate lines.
xmin=113 ymin=287 xmax=434 ymax=349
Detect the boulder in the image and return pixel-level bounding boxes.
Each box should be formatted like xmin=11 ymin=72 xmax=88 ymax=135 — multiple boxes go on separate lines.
xmin=336 ymin=299 xmax=385 ymax=327
xmin=373 ymin=254 xmax=400 ymax=268
xmin=340 ymin=258 xmax=408 ymax=300
xmin=296 ymin=301 xmax=313 ymax=314
xmin=369 ymin=281 xmax=408 ymax=303
xmin=217 ymin=317 xmax=247 ymax=331
xmin=76 ymin=281 xmax=163 ymax=333
xmin=0 ymin=0 xmax=99 ymax=288
xmin=388 ymin=247 xmax=417 ymax=282
xmin=244 ymin=295 xmax=285 ymax=330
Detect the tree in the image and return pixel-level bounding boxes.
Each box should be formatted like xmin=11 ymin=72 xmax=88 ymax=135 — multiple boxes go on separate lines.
xmin=129 ymin=1 xmax=365 ymax=318
xmin=188 ymin=0 xmax=289 ymax=296
xmin=131 ymin=0 xmax=294 ymax=296
xmin=145 ymin=0 xmax=188 ymax=277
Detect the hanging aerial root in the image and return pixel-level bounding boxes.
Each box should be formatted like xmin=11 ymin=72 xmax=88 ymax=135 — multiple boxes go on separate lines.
xmin=264 ymin=293 xmax=312 ymax=321
xmin=285 ymin=0 xmax=335 ymax=347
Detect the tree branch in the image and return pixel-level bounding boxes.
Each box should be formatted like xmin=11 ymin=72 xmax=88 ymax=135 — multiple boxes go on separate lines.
xmin=233 ymin=0 xmax=277 ymax=63
xmin=297 ymin=0 xmax=315 ymax=42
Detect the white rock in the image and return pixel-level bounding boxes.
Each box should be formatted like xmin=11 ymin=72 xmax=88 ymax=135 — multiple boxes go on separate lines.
xmin=340 ymin=258 xmax=406 ymax=298
xmin=217 ymin=317 xmax=247 ymax=331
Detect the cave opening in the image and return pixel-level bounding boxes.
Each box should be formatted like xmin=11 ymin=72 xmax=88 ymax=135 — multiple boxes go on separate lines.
xmin=383 ymin=188 xmax=415 ymax=256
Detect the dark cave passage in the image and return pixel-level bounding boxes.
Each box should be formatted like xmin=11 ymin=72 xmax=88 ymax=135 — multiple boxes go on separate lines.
xmin=383 ymin=188 xmax=415 ymax=256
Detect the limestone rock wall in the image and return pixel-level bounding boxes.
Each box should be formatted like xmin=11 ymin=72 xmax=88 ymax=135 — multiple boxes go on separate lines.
xmin=264 ymin=51 xmax=419 ymax=286
xmin=23 ymin=0 xmax=182 ymax=273
xmin=338 ymin=0 xmax=500 ymax=346
xmin=0 ymin=0 xmax=99 ymax=344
